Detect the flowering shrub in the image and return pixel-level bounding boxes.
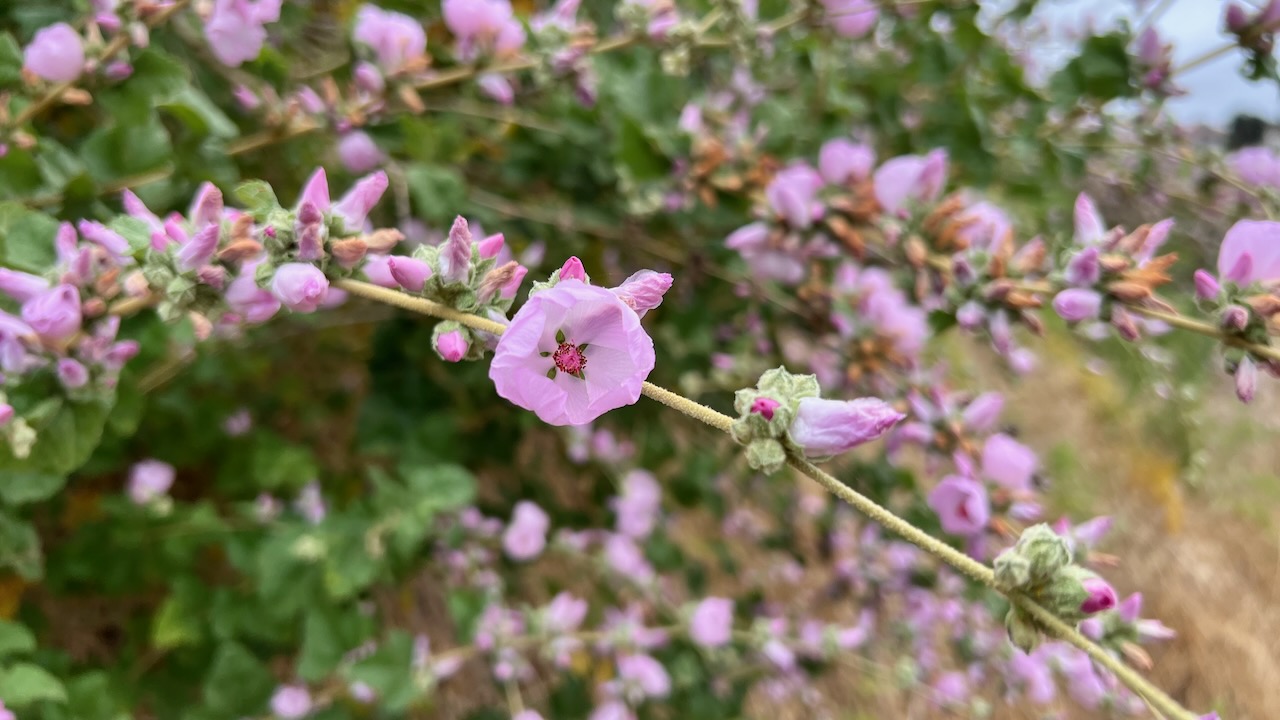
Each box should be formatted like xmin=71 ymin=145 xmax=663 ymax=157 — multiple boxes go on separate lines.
xmin=0 ymin=1 xmax=1269 ymax=718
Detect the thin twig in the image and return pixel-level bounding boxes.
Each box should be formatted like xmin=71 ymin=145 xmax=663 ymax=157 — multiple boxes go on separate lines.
xmin=333 ymin=277 xmax=1199 ymax=720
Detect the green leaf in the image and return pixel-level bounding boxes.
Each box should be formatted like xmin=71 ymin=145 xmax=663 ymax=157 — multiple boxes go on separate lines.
xmin=107 ymin=216 xmax=156 ymax=254
xmin=348 ymin=631 xmax=419 ymax=712
xmin=0 ymin=472 xmax=66 ymax=506
xmin=0 ymin=511 xmax=42 ymax=580
xmin=80 ymin=117 xmax=173 ymax=184
xmin=0 ymin=33 xmax=23 ymax=86
xmin=406 ymin=164 xmax=466 ymax=224
xmin=233 ymin=180 xmax=281 ymax=220
xmin=0 ymin=398 xmax=113 ymax=478
xmin=0 ymin=200 xmax=60 ymax=272
xmin=0 ymin=663 xmax=67 ymax=707
xmin=1050 ymin=32 xmax=1136 ymax=104
xmin=614 ymin=116 xmax=668 ymax=182
xmin=0 ymin=620 xmax=36 ymax=657
xmin=157 ymin=87 xmax=238 ymax=138
xmin=151 ymin=593 xmax=203 ymax=650
xmin=97 ymin=48 xmax=188 ymax=127
xmin=201 ymin=643 xmax=273 ymax=717
xmin=298 ymin=606 xmax=371 ymax=682
xmin=401 ymin=463 xmax=475 ymax=515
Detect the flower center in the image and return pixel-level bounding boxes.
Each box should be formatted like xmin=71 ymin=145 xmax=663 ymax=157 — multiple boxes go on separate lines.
xmin=552 ymin=341 xmax=588 ymax=375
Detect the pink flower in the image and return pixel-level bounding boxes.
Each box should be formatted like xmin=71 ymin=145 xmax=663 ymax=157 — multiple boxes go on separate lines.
xmin=956 ymin=201 xmax=1012 ymax=253
xmin=611 ymin=470 xmax=661 ymax=538
xmin=980 ymin=433 xmax=1037 ymax=491
xmin=603 ymin=534 xmax=653 ymax=580
xmin=21 ymin=284 xmax=81 ymax=344
xmin=610 ymin=270 xmax=673 ymax=317
xmin=1193 ymin=269 xmax=1221 ymax=300
xmin=819 ymin=139 xmax=875 ymax=185
xmin=270 ymin=263 xmax=329 ymax=313
xmin=750 ymin=397 xmax=780 ymax=420
xmin=0 ymin=404 xmax=13 ymax=427
xmin=503 ymin=501 xmax=550 ymax=561
xmin=57 ymin=358 xmax=89 ymax=389
xmin=226 ymin=274 xmax=281 ymax=323
xmin=689 ymin=597 xmax=734 ymax=648
xmin=440 ymin=217 xmax=474 ymax=284
xmin=176 ymin=224 xmax=220 ymax=272
xmin=820 ymin=0 xmax=878 ymax=38
xmin=337 ymin=131 xmax=384 ymax=173
xmin=960 ymin=392 xmax=1003 ymax=433
xmin=725 ymin=222 xmax=807 ymax=285
xmin=443 ymin=0 xmax=526 ymax=60
xmin=489 ymin=279 xmax=655 ymax=426
xmin=269 ymin=684 xmax=312 ymax=719
xmin=295 ymin=167 xmax=389 ymax=232
xmin=766 ymin=163 xmax=824 ymax=228
xmin=513 ymin=713 xmax=544 ymax=720
xmin=559 ymin=256 xmax=587 ymax=282
xmin=1080 ymin=576 xmax=1117 ymax=614
xmin=1053 ymin=287 xmax=1103 ymax=323
xmin=589 ymin=702 xmax=635 ymax=720
xmin=24 ymin=23 xmax=85 ymax=82
xmin=1218 ymin=220 xmax=1280 ymax=285
xmin=873 ymin=150 xmax=948 ymax=214
xmin=205 ymin=0 xmax=283 ymax=67
xmin=616 ymin=654 xmax=671 ymax=698
xmin=543 ymin=592 xmax=588 ymax=634
xmin=927 ymin=475 xmax=989 ymax=536
xmin=1228 ymin=146 xmax=1280 ymax=189
xmin=435 ymin=329 xmax=469 ymax=362
xmin=361 ymin=254 xmax=398 ymax=288
xmin=128 ymin=459 xmax=174 ymax=504
xmin=788 ymin=397 xmax=904 ymax=458
xmin=352 ymin=5 xmax=426 ymax=74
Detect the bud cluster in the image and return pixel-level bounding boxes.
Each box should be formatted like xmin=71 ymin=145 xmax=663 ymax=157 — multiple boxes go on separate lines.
xmin=995 ymin=524 xmax=1118 ymax=653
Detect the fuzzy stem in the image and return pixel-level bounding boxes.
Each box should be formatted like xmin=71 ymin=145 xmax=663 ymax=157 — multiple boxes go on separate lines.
xmin=334 ymin=279 xmax=1199 ymax=720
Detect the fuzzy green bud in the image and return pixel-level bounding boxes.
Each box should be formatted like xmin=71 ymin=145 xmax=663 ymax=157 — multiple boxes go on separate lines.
xmin=1014 ymin=523 xmax=1072 ymax=583
xmin=1005 ymin=606 xmax=1042 ymax=654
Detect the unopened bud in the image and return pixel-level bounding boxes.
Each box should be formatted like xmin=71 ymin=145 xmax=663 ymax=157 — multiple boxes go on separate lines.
xmin=331 ymin=238 xmax=369 ymax=268
xmin=218 ymin=240 xmax=264 ymax=263
xmin=1193 ymin=269 xmax=1221 ymax=300
xmin=1106 ymin=281 xmax=1151 ymax=302
xmin=904 ymin=237 xmax=927 ymax=267
xmin=478 ymin=261 xmax=520 ymax=303
xmin=362 ymin=228 xmax=404 ymax=252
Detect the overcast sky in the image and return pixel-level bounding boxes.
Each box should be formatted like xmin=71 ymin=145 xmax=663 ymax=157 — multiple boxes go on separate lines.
xmin=995 ymin=0 xmax=1279 ymax=127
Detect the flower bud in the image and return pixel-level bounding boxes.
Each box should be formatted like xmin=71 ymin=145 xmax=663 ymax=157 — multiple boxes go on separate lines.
xmin=500 ymin=265 xmax=528 ymax=300
xmin=1013 ymin=524 xmax=1071 ymax=582
xmin=1064 ymin=247 xmax=1100 ymax=286
xmin=1236 ymin=355 xmax=1257 ymax=404
xmin=1080 ymin=576 xmax=1118 ymax=614
xmin=270 ymin=263 xmax=329 ymax=313
xmin=331 ymin=239 xmax=369 ymax=268
xmin=362 ymin=228 xmax=404 ymax=253
xmin=56 ymin=358 xmax=89 ymax=389
xmin=434 ymin=325 xmax=470 ymax=362
xmin=477 ymin=233 xmax=505 ymax=259
xmin=190 ymin=183 xmax=224 ymax=228
xmin=560 ymin=256 xmax=587 ymax=282
xmin=478 ymin=261 xmax=520 ymax=303
xmin=196 ymin=265 xmax=227 ymax=289
xmin=1193 ymin=269 xmax=1221 ymax=300
xmin=1107 ymin=281 xmax=1151 ymax=302
xmin=439 ymin=216 xmax=474 ymax=284
xmin=388 ymin=256 xmax=433 ymax=292
xmin=1222 ymin=304 xmax=1250 ymax=331
xmin=0 ymin=269 xmax=50 ymax=303
xmin=337 ymin=131 xmax=384 ymax=174
xmin=788 ymin=397 xmax=904 ymax=458
xmin=217 ymin=239 xmax=265 ymax=264
xmin=1225 ymin=3 xmax=1250 ymax=33
xmin=745 ymin=438 xmax=787 ymax=474
xmin=1052 ymin=288 xmax=1102 ymax=323
xmin=960 ymin=392 xmax=1003 ymax=432
xmin=1005 ymin=607 xmax=1041 ymax=654
xmin=353 ymin=61 xmax=384 ymax=93
xmin=0 ymin=403 xmax=13 ymax=426
xmin=993 ymin=552 xmax=1032 ymax=591
xmin=750 ymin=397 xmax=780 ymax=420
xmin=611 ymin=270 xmax=673 ymax=317
xmin=176 ymin=224 xmax=221 ymax=272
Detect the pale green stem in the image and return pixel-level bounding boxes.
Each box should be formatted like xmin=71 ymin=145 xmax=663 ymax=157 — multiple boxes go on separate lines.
xmin=334 ymin=279 xmax=1199 ymax=720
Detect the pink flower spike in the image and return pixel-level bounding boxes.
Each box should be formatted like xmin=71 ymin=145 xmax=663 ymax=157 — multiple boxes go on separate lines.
xmin=788 ymin=397 xmax=904 ymax=457
xmin=298 ymin=167 xmax=331 ymax=211
xmin=24 ymin=23 xmax=85 ymax=83
xmin=388 ymin=256 xmax=433 ymax=292
xmin=270 ymin=263 xmax=329 ymax=313
xmin=559 ymin=256 xmax=587 ymax=282
xmin=332 ymin=171 xmax=388 ymax=230
xmin=1218 ymin=220 xmax=1280 ymax=285
xmin=489 ymin=279 xmax=655 ymax=426
xmin=1080 ymin=577 xmax=1118 ymax=614
xmin=477 ymin=233 xmax=505 ymax=259
xmin=750 ymin=397 xmax=780 ymax=420
xmin=611 ymin=270 xmax=673 ymax=317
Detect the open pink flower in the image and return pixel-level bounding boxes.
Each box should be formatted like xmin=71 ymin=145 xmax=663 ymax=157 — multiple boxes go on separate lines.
xmin=489 ymin=278 xmax=655 ymax=426
xmin=353 ymin=5 xmax=426 ymax=74
xmin=24 ymin=23 xmax=85 ymax=82
xmin=873 ymin=150 xmax=947 ymax=214
xmin=205 ymin=0 xmax=283 ymax=67
xmin=1217 ymin=220 xmax=1280 ymax=285
xmin=927 ymin=475 xmax=989 ymax=536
